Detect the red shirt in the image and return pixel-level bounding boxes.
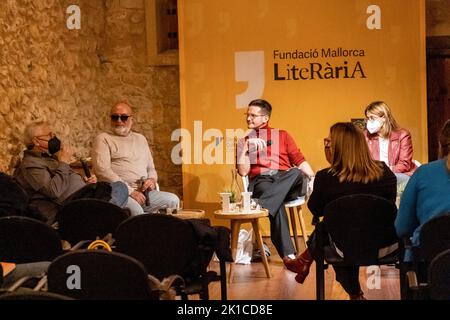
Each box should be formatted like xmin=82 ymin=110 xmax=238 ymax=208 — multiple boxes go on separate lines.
xmin=243 ymin=125 xmax=305 ymax=179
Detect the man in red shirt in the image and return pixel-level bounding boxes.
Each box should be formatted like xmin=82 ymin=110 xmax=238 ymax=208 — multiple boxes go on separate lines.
xmin=236 ymin=99 xmax=315 ymax=274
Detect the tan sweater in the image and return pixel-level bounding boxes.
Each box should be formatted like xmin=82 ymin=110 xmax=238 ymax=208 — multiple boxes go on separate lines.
xmin=92 ymin=131 xmax=157 ymax=194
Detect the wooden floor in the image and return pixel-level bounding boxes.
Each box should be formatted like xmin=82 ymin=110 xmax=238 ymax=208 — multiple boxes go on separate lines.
xmin=205 ymin=237 xmax=401 ymax=300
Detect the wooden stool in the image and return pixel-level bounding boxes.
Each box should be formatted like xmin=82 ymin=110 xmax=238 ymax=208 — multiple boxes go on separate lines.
xmin=214 ymin=209 xmax=272 ymax=283
xmin=285 ymin=197 xmax=308 ymax=252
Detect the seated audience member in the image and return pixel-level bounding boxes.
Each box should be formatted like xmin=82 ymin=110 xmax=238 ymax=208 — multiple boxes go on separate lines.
xmin=236 ymin=99 xmax=315 ymax=271
xmin=395 ymin=119 xmax=450 ymax=261
xmin=91 ymin=102 xmax=180 ymax=215
xmin=294 ymin=122 xmax=397 ymax=300
xmin=364 ymin=101 xmax=417 ymax=185
xmin=13 ymin=121 xmax=128 ymax=225
xmin=0 ymin=172 xmax=46 ymax=222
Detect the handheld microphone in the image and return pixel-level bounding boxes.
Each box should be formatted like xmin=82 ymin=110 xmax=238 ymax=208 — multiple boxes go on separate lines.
xmin=80 ymin=158 xmax=91 ymax=178
xmin=141 ymin=176 xmax=150 ymax=206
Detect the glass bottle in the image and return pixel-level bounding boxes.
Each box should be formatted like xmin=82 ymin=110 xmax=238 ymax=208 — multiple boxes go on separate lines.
xmin=230 ymin=168 xmax=242 ymax=204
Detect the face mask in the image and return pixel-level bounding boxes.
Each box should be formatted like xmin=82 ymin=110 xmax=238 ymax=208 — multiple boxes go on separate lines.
xmin=48 ymin=136 xmax=61 ymax=154
xmin=366 ymin=119 xmax=383 ymax=134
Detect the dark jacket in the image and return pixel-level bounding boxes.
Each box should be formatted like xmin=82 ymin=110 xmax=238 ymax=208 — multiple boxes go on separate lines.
xmin=308 ymin=162 xmax=397 ymax=217
xmin=14 ymin=150 xmax=86 ymax=224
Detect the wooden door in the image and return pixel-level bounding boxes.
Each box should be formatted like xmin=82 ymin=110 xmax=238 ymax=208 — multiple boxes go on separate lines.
xmin=427 ymin=37 xmax=450 ymax=161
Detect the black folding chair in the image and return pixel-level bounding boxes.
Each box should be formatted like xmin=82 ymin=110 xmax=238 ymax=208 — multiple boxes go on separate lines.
xmin=47 ymin=249 xmax=158 ymax=300
xmin=406 ymin=213 xmax=450 ymax=299
xmin=0 ymin=173 xmax=28 ymax=217
xmin=428 ymin=249 xmax=450 ymax=300
xmin=56 ymin=199 xmax=129 ymax=248
xmin=419 ymin=213 xmax=450 ymax=267
xmin=0 ymin=216 xmax=63 ymax=264
xmin=115 ymin=214 xmax=229 ymax=300
xmin=314 ymin=194 xmax=405 ymax=300
xmin=0 ymin=290 xmax=74 ymax=300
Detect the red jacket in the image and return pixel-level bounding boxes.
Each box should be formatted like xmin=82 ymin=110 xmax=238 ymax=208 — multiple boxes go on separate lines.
xmin=365 ymin=128 xmax=417 ymax=176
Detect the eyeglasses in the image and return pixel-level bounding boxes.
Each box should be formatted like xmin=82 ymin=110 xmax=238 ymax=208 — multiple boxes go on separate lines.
xmin=244 ymin=113 xmax=267 ymax=119
xmin=35 ymin=133 xmax=54 ymax=141
xmin=323 ymin=138 xmax=331 ymax=148
xmin=110 ymin=114 xmax=131 ymax=122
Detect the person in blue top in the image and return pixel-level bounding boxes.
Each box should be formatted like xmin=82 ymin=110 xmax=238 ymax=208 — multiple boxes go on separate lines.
xmin=395 ymin=119 xmax=450 ymax=261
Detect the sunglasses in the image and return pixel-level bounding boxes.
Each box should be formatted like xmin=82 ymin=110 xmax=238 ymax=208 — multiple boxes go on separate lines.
xmin=110 ymin=114 xmax=131 ymax=122
xmin=244 ymin=113 xmax=267 ymax=119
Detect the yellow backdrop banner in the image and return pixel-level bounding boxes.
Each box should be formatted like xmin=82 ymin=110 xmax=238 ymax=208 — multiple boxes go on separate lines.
xmin=178 ymin=0 xmax=427 ymax=230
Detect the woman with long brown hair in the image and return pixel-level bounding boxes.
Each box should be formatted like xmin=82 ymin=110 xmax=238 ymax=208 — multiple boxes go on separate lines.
xmin=395 ymin=119 xmax=450 ymax=261
xmin=292 ymin=122 xmax=397 ymax=300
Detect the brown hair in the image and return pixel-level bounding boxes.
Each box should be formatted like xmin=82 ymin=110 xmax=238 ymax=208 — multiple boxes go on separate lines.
xmin=439 ymin=119 xmax=450 ymax=171
xmin=248 ymin=99 xmax=272 ymax=117
xmin=329 ymin=122 xmax=384 ymax=183
xmin=365 ymin=101 xmax=400 ymax=138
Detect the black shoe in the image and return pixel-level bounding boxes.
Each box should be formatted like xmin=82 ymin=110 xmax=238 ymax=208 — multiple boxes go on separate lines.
xmin=251 ymin=242 xmax=271 ymax=261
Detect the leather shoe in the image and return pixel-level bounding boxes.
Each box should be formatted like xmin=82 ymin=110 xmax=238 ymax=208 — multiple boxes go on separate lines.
xmin=283 ymin=250 xmax=313 ymax=284
xmin=283 ymin=256 xmax=304 ymax=274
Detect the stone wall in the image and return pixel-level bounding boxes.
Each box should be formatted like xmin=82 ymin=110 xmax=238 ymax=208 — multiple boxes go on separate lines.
xmin=0 ymin=0 xmax=106 ymax=171
xmin=101 ymin=0 xmax=182 ymax=196
xmin=0 ymin=0 xmax=182 ymax=197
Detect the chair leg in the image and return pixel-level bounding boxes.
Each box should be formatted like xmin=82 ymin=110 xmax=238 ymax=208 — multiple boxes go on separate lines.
xmin=315 ymin=223 xmax=325 ymax=300
xmin=316 ymin=260 xmax=325 ymax=300
xmin=252 ymin=219 xmax=272 ymax=278
xmin=297 ymin=206 xmax=308 ymax=249
xmin=228 ymin=220 xmax=241 ymax=284
xmin=200 ymin=277 xmax=210 ymax=300
xmin=288 ymin=206 xmax=301 ymax=253
xmin=398 ymin=262 xmax=408 ymax=300
xmin=219 ymin=260 xmax=227 ymax=300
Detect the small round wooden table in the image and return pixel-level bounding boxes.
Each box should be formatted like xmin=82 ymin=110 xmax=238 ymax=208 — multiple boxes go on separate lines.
xmin=214 ymin=209 xmax=272 ymax=282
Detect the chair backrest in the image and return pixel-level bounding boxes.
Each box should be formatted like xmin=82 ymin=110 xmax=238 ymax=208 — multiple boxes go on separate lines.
xmin=428 ymin=248 xmax=450 ymax=300
xmin=323 ymin=194 xmax=398 ymax=265
xmin=56 ymin=199 xmax=129 ymax=246
xmin=0 ymin=173 xmax=29 ymax=217
xmin=0 ymin=291 xmax=74 ymax=300
xmin=115 ymin=214 xmax=205 ymax=280
xmin=419 ymin=213 xmax=450 ymax=264
xmin=47 ymin=249 xmax=156 ymax=300
xmin=0 ymin=216 xmax=62 ymax=263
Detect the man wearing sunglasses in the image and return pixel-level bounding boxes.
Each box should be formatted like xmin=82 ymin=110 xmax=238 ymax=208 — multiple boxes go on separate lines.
xmin=92 ymin=102 xmax=180 ymax=215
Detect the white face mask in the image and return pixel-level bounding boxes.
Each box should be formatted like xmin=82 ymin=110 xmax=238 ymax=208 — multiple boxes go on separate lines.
xmin=366 ymin=119 xmax=383 ymax=134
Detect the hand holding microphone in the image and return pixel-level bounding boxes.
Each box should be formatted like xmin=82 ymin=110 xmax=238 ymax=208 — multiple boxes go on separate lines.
xmin=247 ymin=138 xmax=267 ymax=153
xmin=140 ymin=176 xmax=151 ymax=206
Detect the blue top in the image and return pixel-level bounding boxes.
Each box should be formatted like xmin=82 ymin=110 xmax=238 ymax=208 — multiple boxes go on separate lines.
xmin=395 ymin=158 xmax=450 ymax=260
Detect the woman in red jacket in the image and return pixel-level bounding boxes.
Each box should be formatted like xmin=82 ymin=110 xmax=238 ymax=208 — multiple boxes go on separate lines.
xmin=364 ymin=101 xmax=417 ymax=185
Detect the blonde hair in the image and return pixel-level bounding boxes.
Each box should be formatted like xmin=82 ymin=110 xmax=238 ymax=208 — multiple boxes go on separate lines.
xmin=24 ymin=121 xmax=48 ymax=149
xmin=329 ymin=122 xmax=384 ymax=183
xmin=439 ymin=119 xmax=450 ymax=171
xmin=365 ymin=101 xmax=400 ymax=138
